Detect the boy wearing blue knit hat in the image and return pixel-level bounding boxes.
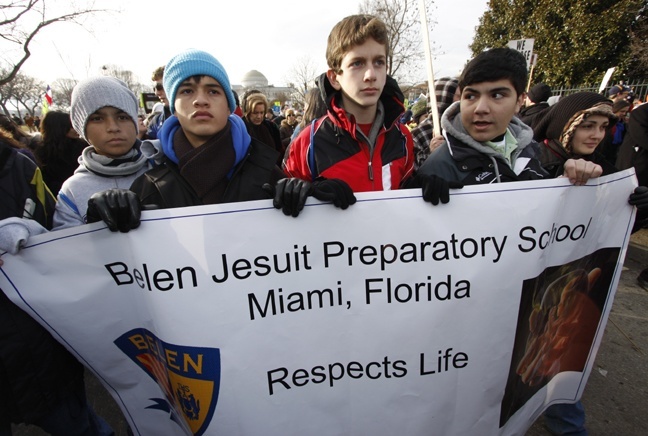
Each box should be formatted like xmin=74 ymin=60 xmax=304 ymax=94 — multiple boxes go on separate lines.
xmin=124 ymin=49 xmax=288 ymax=211
xmin=87 ymin=49 xmax=354 ymax=229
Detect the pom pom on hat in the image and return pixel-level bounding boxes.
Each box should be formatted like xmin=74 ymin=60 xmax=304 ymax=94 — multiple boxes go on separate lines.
xmin=163 ymin=49 xmax=236 ymax=114
xmin=70 ymin=76 xmax=139 ymax=141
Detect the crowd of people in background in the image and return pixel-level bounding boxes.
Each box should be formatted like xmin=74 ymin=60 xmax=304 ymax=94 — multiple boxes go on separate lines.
xmin=2 ymin=11 xmax=648 ymax=436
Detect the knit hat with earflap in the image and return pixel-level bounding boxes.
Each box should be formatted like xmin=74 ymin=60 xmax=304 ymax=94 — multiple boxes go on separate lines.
xmin=532 ymin=91 xmax=612 ymax=142
xmin=560 ymin=103 xmax=617 ymax=152
xmin=70 ymin=76 xmax=139 ymax=141
xmin=163 ymin=49 xmax=236 ymax=114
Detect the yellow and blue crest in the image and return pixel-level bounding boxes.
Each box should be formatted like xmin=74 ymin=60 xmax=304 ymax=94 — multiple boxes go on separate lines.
xmin=115 ymin=328 xmax=220 ymax=435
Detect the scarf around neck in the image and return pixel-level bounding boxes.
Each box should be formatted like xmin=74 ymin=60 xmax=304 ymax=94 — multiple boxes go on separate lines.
xmin=80 ymin=143 xmax=148 ymax=177
xmin=159 ymin=114 xmax=251 ymax=179
xmin=175 ymin=123 xmax=235 ymax=204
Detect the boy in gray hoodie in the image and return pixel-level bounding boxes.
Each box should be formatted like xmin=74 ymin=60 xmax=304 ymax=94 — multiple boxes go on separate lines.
xmin=53 ymin=76 xmax=150 ymax=229
xmin=418 ymin=48 xmax=602 ymax=187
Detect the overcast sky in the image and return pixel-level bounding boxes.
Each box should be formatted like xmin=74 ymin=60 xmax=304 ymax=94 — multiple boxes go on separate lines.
xmin=11 ymin=0 xmax=489 ymax=87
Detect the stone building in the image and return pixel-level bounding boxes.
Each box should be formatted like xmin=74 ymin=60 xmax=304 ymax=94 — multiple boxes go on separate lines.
xmin=232 ymin=70 xmax=296 ymax=110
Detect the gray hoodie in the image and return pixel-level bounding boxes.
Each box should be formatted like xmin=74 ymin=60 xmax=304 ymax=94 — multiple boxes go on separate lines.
xmin=53 ymin=145 xmax=150 ymax=229
xmin=418 ymin=101 xmax=548 ymax=184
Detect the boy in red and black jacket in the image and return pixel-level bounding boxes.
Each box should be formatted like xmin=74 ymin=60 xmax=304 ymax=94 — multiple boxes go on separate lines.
xmin=283 ymin=15 xmax=414 ymax=193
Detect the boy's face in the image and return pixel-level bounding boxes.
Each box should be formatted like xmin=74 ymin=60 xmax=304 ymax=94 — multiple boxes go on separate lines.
xmin=154 ymin=80 xmax=169 ymax=107
xmin=85 ymin=106 xmax=136 ymax=158
xmin=174 ymin=76 xmax=230 ymax=148
xmin=327 ymin=38 xmax=387 ymax=117
xmin=459 ymin=79 xmax=524 ymax=142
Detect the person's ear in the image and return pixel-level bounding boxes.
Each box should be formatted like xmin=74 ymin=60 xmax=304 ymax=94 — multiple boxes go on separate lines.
xmin=326 ymin=69 xmax=342 ymax=91
xmin=515 ymin=92 xmax=525 ymax=112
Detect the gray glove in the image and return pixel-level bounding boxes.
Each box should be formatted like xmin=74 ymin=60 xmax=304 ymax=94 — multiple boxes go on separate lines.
xmin=0 ymin=217 xmax=48 ymax=254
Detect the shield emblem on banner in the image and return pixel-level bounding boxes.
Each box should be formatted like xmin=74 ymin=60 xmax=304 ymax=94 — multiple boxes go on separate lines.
xmin=115 ymin=328 xmax=221 ymax=435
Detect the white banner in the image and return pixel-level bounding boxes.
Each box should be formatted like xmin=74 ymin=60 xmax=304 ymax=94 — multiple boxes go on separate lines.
xmin=0 ymin=170 xmax=638 ymax=436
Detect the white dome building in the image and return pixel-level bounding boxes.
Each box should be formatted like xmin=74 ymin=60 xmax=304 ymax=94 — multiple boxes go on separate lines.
xmin=241 ymin=70 xmax=269 ymax=88
xmin=232 ymin=70 xmax=297 ymax=110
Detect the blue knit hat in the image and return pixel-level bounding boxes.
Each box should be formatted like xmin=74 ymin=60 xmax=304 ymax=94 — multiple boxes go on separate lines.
xmin=163 ymin=49 xmax=236 ymax=114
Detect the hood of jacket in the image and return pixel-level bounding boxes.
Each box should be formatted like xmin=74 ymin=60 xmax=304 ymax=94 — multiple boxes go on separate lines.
xmin=441 ymin=101 xmax=536 ymax=162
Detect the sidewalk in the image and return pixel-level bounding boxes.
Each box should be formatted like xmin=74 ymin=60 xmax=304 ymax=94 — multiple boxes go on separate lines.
xmin=13 ymin=235 xmax=648 ymax=436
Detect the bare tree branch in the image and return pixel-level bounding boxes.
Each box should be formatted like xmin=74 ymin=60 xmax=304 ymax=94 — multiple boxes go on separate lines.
xmin=0 ymin=1 xmax=39 ymax=28
xmin=284 ymin=56 xmax=320 ymax=107
xmin=0 ymin=0 xmax=107 ymax=87
xmin=0 ymin=69 xmax=43 ymax=116
xmin=358 ymin=0 xmax=436 ymax=84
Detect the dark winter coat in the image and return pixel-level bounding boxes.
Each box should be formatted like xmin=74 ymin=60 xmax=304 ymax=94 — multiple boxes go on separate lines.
xmin=35 ymin=137 xmax=88 ymax=196
xmin=617 ymin=103 xmax=648 ymax=186
xmin=131 ymin=116 xmax=284 ymax=208
xmin=0 ymin=141 xmax=85 ymax=425
xmin=519 ymin=102 xmax=550 ymax=130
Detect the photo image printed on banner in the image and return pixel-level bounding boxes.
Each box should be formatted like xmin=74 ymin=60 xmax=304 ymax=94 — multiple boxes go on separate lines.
xmin=499 ymin=247 xmax=620 ymax=426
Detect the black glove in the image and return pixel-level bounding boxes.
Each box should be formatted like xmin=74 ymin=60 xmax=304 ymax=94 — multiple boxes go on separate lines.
xmin=311 ymin=178 xmax=356 ymax=210
xmin=418 ymin=174 xmax=463 ymax=205
xmin=629 ymin=186 xmax=648 ymax=211
xmin=86 ymin=189 xmax=141 ymax=232
xmin=263 ymin=178 xmax=312 ymax=217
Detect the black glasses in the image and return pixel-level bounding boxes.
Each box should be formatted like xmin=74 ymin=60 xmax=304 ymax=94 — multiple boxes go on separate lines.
xmin=153 ymin=83 xmax=164 ymax=91
xmin=287 ymin=114 xmax=296 ymax=117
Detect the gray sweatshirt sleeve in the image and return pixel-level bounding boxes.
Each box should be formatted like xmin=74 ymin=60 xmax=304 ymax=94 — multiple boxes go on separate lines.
xmin=0 ymin=217 xmax=48 ymax=254
xmin=53 ymin=190 xmax=86 ymax=230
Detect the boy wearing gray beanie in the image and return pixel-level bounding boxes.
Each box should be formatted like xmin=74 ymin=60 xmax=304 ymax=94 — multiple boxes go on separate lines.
xmin=53 ymin=76 xmax=151 ymax=229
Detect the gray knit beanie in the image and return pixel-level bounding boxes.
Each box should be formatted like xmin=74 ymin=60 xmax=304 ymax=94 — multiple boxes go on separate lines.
xmin=70 ymin=76 xmax=139 ymax=141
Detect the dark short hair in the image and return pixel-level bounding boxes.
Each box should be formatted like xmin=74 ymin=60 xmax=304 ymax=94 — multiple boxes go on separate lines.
xmin=612 ymin=99 xmax=630 ymax=112
xmin=459 ymin=48 xmax=528 ymax=96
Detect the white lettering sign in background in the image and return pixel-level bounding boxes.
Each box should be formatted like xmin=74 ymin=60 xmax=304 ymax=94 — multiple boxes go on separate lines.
xmin=0 ymin=171 xmax=637 ymax=436
xmin=508 ymin=38 xmax=535 ymax=68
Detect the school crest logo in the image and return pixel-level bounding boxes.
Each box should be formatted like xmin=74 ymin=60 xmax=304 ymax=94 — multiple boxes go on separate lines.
xmin=115 ymin=328 xmax=220 ymax=435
